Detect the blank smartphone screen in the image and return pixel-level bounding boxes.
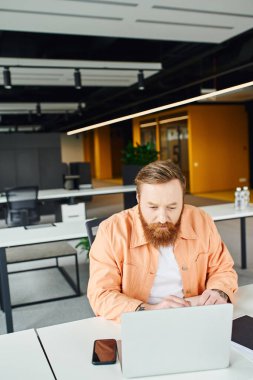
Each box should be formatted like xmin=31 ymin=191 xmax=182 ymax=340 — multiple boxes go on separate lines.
xmin=92 ymin=339 xmax=117 ymax=365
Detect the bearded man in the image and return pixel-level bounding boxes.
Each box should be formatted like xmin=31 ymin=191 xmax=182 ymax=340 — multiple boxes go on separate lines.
xmin=87 ymin=160 xmax=238 ymax=322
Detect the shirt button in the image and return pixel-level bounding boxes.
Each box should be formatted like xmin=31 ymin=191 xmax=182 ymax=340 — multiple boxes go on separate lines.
xmin=181 ymin=265 xmax=188 ymax=271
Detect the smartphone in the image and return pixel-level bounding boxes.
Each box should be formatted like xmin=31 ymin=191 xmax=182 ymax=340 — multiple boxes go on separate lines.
xmin=92 ymin=338 xmax=117 ymax=365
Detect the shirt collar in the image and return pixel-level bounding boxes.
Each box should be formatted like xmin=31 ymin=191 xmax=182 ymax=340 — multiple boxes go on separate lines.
xmin=177 ymin=205 xmax=198 ymax=240
xmin=130 ymin=206 xmax=149 ymax=248
xmin=130 ymin=204 xmax=197 ymax=249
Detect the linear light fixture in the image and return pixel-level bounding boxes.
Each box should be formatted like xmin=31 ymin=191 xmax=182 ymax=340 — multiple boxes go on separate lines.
xmin=140 ymin=121 xmax=157 ymax=128
xmin=159 ymin=115 xmax=188 ymax=124
xmin=0 ymin=125 xmax=42 ymax=133
xmin=139 ymin=115 xmax=188 ymax=128
xmin=0 ymin=103 xmax=84 ymax=114
xmin=67 ymin=80 xmax=253 ymax=135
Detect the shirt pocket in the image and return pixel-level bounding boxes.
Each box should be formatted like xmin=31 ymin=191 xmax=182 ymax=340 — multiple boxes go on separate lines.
xmin=122 ymin=263 xmax=141 ymax=298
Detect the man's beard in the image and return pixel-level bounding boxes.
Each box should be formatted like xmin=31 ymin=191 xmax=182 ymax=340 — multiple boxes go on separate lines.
xmin=139 ymin=206 xmax=183 ymax=248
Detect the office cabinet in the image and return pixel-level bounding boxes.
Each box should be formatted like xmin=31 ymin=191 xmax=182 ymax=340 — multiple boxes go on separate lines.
xmin=61 ymin=203 xmax=86 ymax=222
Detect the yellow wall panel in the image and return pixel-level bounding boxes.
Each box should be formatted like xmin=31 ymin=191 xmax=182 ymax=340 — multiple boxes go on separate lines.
xmin=132 ymin=118 xmax=141 ymax=145
xmin=83 ymin=131 xmax=95 ymax=177
xmin=94 ymin=127 xmax=112 ymax=179
xmin=133 ymin=104 xmax=249 ymax=194
xmin=188 ymin=105 xmax=249 ymax=193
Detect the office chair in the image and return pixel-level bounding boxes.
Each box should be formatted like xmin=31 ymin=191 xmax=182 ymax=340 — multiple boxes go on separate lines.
xmin=5 ymin=186 xmax=40 ymax=227
xmin=2 ymin=187 xmax=81 ymax=308
xmin=85 ymin=217 xmax=107 ymax=245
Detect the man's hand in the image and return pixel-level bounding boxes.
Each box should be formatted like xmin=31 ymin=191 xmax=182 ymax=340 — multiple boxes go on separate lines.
xmin=143 ymin=295 xmax=191 ymax=311
xmin=198 ymin=289 xmax=228 ymax=306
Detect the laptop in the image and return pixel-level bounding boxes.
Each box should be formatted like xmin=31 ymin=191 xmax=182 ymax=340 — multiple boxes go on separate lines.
xmin=119 ymin=303 xmax=233 ymax=378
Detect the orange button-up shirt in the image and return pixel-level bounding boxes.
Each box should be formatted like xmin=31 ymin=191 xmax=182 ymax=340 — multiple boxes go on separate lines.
xmin=87 ymin=204 xmax=238 ymax=322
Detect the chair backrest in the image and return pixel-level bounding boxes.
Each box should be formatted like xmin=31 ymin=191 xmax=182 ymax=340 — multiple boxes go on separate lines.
xmin=5 ymin=186 xmax=40 ymax=227
xmin=85 ymin=217 xmax=107 ymax=245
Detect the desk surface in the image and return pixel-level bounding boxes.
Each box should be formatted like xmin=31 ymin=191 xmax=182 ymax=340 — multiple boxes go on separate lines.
xmin=200 ymin=203 xmax=253 ymax=221
xmin=37 ymin=285 xmax=253 ymax=380
xmin=233 ymin=284 xmax=253 ymax=318
xmin=0 ymin=185 xmax=136 ymax=203
xmin=0 ymin=329 xmax=54 ymax=379
xmin=0 ymin=220 xmax=87 ymax=248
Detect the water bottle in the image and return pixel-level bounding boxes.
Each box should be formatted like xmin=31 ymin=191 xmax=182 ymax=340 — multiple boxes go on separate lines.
xmin=243 ymin=186 xmax=250 ymax=208
xmin=240 ymin=187 xmax=246 ymax=210
xmin=234 ymin=187 xmax=241 ymax=210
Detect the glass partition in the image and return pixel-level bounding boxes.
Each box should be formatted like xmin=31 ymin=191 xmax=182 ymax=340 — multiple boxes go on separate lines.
xmin=140 ymin=119 xmax=157 ymax=146
xmin=159 ymin=116 xmax=189 ymax=190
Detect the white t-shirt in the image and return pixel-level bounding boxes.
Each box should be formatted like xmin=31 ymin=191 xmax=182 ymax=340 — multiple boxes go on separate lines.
xmin=148 ymin=245 xmax=183 ymax=304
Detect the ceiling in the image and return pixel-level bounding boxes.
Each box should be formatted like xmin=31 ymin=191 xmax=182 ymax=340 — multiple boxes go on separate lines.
xmin=0 ymin=0 xmax=252 ymax=133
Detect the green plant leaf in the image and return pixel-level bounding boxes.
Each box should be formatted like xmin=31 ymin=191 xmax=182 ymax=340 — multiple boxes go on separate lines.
xmin=75 ymin=237 xmax=90 ymax=252
xmin=121 ymin=141 xmax=159 ymax=165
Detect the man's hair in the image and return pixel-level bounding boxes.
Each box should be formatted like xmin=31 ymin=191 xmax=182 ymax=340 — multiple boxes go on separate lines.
xmin=135 ymin=160 xmax=186 ymax=194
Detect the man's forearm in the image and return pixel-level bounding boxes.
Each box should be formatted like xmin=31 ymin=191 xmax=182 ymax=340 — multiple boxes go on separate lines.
xmin=88 ymin=287 xmax=143 ymax=321
xmin=135 ymin=296 xmax=191 ymax=311
xmin=211 ymin=289 xmax=228 ymax=301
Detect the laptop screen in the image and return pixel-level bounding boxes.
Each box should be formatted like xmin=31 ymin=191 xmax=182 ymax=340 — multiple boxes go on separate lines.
xmin=121 ymin=304 xmax=233 ymax=378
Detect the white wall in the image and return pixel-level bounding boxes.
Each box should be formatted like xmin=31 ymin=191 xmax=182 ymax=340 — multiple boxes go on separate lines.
xmin=60 ymin=134 xmax=83 ymax=163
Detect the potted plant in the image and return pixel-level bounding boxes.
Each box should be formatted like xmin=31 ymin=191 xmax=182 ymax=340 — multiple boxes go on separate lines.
xmin=122 ymin=141 xmax=159 ymax=166
xmin=75 ymin=236 xmax=91 ymax=261
xmin=121 ymin=141 xmax=159 ymax=208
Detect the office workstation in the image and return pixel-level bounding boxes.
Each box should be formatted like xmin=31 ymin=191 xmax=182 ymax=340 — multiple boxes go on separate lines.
xmin=0 ymin=2 xmax=253 ymax=379
xmin=0 ymin=285 xmax=253 ymax=379
xmin=0 ymin=184 xmax=136 ymax=221
xmin=0 ymin=185 xmax=136 ymax=204
xmin=36 ymin=284 xmax=253 ymax=380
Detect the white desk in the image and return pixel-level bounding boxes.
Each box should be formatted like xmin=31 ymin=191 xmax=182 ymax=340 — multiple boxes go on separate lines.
xmin=0 ymin=185 xmax=136 ymax=203
xmin=200 ymin=204 xmax=253 ymax=221
xmin=37 ymin=285 xmax=253 ymax=380
xmin=0 ymin=185 xmax=136 ymax=221
xmin=39 ymin=185 xmax=136 ymax=201
xmin=0 ymin=221 xmax=87 ymax=334
xmin=0 ymin=329 xmax=54 ymax=379
xmin=200 ymin=203 xmax=253 ymax=269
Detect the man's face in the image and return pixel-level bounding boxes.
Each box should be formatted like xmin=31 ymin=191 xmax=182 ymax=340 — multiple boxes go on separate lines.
xmin=137 ymin=179 xmax=184 ymax=247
